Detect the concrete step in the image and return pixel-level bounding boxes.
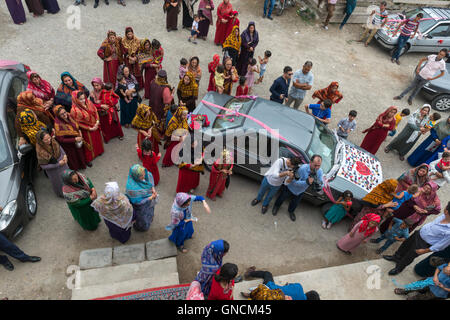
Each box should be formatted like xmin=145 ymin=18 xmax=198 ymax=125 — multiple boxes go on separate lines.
xmin=71 ymin=272 xmax=180 ymax=300
xmin=77 ymin=257 xmax=178 ymax=288
xmin=234 ymin=258 xmax=424 ymax=300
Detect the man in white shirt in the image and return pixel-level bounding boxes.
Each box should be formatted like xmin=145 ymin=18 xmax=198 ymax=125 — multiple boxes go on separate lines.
xmin=394 ymin=49 xmax=447 ymax=105
xmin=251 ymin=157 xmax=302 ymax=214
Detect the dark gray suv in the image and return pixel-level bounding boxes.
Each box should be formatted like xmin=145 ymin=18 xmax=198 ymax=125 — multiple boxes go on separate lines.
xmin=0 ymin=61 xmax=38 ymax=239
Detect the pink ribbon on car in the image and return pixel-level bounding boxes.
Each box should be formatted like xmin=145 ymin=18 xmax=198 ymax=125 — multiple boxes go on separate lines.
xmin=200 ymin=99 xmax=289 ymax=142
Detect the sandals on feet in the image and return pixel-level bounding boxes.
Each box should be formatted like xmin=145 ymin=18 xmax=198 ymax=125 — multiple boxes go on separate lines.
xmin=177 ymin=246 xmax=188 ymax=253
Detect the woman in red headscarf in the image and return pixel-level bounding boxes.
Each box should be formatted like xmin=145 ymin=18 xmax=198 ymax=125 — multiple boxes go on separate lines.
xmin=97 ymin=30 xmax=124 ymax=86
xmin=214 ymin=0 xmax=233 ymax=46
xmin=312 ymin=81 xmax=343 ymax=107
xmin=53 ymin=105 xmax=87 ymax=171
xmin=360 ymin=106 xmax=398 ymax=155
xmin=26 ymin=71 xmax=55 ymax=108
xmin=70 ymin=91 xmax=104 ymax=166
xmin=337 ymin=213 xmax=381 ymax=255
xmin=207 ymin=54 xmax=221 ymax=92
xmin=90 ymin=78 xmax=124 ymax=143
xmin=224 ymin=11 xmax=240 ymax=40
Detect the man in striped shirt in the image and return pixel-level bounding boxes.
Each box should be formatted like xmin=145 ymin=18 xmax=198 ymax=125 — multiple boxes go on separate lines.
xmin=391 ymin=13 xmax=423 ymax=65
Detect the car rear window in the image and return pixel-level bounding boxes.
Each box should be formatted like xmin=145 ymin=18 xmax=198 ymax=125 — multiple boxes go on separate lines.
xmin=405 ymin=8 xmax=436 ymax=33
xmin=212 ymin=97 xmax=253 ymax=130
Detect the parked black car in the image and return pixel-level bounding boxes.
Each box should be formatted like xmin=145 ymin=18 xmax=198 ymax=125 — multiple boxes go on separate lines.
xmin=191 ymin=92 xmax=384 ymax=206
xmin=0 ymin=60 xmax=38 ymax=239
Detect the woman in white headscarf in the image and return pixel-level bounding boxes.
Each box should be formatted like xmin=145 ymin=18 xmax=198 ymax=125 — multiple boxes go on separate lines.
xmin=385 ymin=104 xmax=430 ymax=161
xmin=91 ymin=182 xmax=135 ymax=243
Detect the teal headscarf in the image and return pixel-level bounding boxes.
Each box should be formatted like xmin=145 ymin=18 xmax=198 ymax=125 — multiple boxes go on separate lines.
xmin=60 ymin=72 xmax=80 ymax=91
xmin=125 ymin=164 xmax=154 ymax=204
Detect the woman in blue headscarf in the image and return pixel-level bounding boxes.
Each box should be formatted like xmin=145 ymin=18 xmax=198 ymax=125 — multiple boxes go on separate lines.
xmin=194 ymin=239 xmax=230 ymax=298
xmin=125 ymin=164 xmax=158 ymax=232
xmin=166 ymin=192 xmax=211 ymax=253
xmin=55 ymin=72 xmax=90 ymax=112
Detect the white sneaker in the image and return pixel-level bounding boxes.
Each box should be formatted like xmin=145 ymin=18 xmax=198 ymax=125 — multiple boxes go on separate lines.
xmin=326 ymin=222 xmax=333 ymax=229
xmin=323 ymin=25 xmax=328 ymax=30
xmin=321 ymin=220 xmax=327 ymax=229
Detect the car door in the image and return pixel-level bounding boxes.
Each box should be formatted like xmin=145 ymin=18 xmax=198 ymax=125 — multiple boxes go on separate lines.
xmin=417 ymin=23 xmax=450 ymax=52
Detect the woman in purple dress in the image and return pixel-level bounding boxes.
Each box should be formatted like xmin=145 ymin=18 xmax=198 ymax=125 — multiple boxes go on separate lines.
xmin=197 ymin=0 xmax=215 ymax=40
xmin=6 ymin=0 xmax=27 ymax=24
xmin=25 ymin=0 xmax=44 ymax=16
xmin=42 ymin=0 xmax=60 ymax=14
xmin=236 ymin=21 xmax=259 ymax=77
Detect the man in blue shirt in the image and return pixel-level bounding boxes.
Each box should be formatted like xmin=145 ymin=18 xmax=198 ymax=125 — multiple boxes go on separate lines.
xmin=272 ymin=155 xmax=324 ymax=221
xmin=241 ymin=268 xmax=320 ymax=300
xmin=286 ymin=61 xmax=314 ymax=110
xmin=384 ymin=201 xmax=450 ymax=275
xmin=304 ymin=99 xmax=332 ymax=125
xmin=269 ymin=66 xmax=293 ymax=104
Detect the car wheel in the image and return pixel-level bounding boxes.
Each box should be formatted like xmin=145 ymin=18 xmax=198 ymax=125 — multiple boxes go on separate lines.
xmin=431 ymin=94 xmax=450 ymax=112
xmin=25 ymin=184 xmax=37 ymax=220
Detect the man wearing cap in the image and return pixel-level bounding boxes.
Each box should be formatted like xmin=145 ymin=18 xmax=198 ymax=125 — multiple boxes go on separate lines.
xmin=149 ymin=69 xmax=175 ymax=121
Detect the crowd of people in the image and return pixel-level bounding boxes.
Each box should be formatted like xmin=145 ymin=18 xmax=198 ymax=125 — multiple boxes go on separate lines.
xmin=2 ymin=0 xmax=450 ymax=301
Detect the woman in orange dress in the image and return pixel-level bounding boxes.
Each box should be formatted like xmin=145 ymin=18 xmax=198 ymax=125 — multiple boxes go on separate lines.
xmin=70 ymin=91 xmax=104 ymax=166
xmin=312 ymin=81 xmax=343 ymax=107
xmin=132 ymin=103 xmax=161 ymax=155
xmin=162 ymin=106 xmax=189 ymax=167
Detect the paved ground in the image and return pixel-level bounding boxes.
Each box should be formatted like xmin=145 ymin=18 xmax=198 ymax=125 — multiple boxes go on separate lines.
xmin=0 ymin=0 xmax=448 ymax=299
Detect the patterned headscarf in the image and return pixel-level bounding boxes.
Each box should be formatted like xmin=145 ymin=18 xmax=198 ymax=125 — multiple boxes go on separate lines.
xmin=132 ymin=103 xmax=159 ymax=131
xmin=122 ymin=27 xmax=141 ymax=55
xmin=414 ymin=181 xmax=441 ymax=212
xmin=18 ymin=109 xmax=47 ymax=145
xmin=35 ymin=129 xmax=62 ymax=165
xmin=362 ymin=179 xmax=398 ymax=205
xmin=312 ymin=81 xmax=343 ymax=104
xmin=59 ymin=72 xmax=85 ymax=94
xmin=165 ymin=106 xmax=189 ymax=137
xmin=62 ymin=170 xmax=92 ymax=204
xmin=70 ymin=90 xmax=99 ymax=128
xmin=26 ymin=71 xmax=55 ymax=101
xmin=222 ymin=26 xmax=241 ymax=51
xmin=250 ymin=284 xmax=285 ymax=301
xmin=91 ymin=182 xmax=134 ymax=229
xmin=166 ymin=193 xmax=193 ymax=231
xmin=177 ymin=72 xmax=198 ymax=99
xmin=399 ymin=164 xmax=430 ymax=191
xmin=53 ymin=105 xmax=81 ymax=138
xmin=194 ymin=240 xmax=226 ymax=296
xmin=17 ymin=91 xmax=54 ymax=121
xmin=358 ymin=213 xmax=381 ymax=237
xmin=100 ymin=30 xmax=123 ymax=64
xmin=125 ymin=164 xmax=154 ymax=204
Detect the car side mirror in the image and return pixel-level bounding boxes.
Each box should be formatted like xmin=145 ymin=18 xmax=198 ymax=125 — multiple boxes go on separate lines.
xmin=18 ymin=144 xmax=33 ymax=155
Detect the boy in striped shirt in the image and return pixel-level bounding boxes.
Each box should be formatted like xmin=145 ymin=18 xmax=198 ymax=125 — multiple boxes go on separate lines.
xmin=391 ymin=13 xmax=423 ymax=65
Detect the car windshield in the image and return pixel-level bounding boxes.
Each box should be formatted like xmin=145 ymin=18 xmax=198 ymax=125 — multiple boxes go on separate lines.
xmin=307 ymin=121 xmax=337 ymax=174
xmin=212 ymin=97 xmax=253 ymax=130
xmin=404 ymin=8 xmax=435 ymax=33
xmin=0 ymin=123 xmax=12 ymax=170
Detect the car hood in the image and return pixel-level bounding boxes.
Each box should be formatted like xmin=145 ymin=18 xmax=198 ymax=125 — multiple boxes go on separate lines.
xmin=0 ymin=165 xmax=16 ymax=208
xmin=379 ymin=13 xmax=404 ymax=40
xmin=429 ymin=66 xmax=450 ymax=90
xmin=330 ymin=141 xmax=383 ymax=199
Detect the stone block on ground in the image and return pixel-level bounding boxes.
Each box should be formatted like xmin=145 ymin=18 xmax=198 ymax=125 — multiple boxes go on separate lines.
xmin=113 ymin=243 xmax=146 ymax=265
xmin=146 ymin=238 xmax=178 ymax=261
xmin=79 ymin=247 xmax=113 ymax=270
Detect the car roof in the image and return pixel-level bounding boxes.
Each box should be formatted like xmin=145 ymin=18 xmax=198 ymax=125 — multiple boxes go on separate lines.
xmin=244 ymin=97 xmax=315 ymax=151
xmin=423 ymin=7 xmax=450 ymax=21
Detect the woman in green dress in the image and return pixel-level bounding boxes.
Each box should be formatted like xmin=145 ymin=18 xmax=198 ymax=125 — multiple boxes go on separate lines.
xmin=62 ymin=170 xmax=101 ymax=231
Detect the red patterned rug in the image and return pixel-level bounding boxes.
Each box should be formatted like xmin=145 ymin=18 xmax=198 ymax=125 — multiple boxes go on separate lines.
xmin=94 ymin=284 xmax=190 ymax=300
